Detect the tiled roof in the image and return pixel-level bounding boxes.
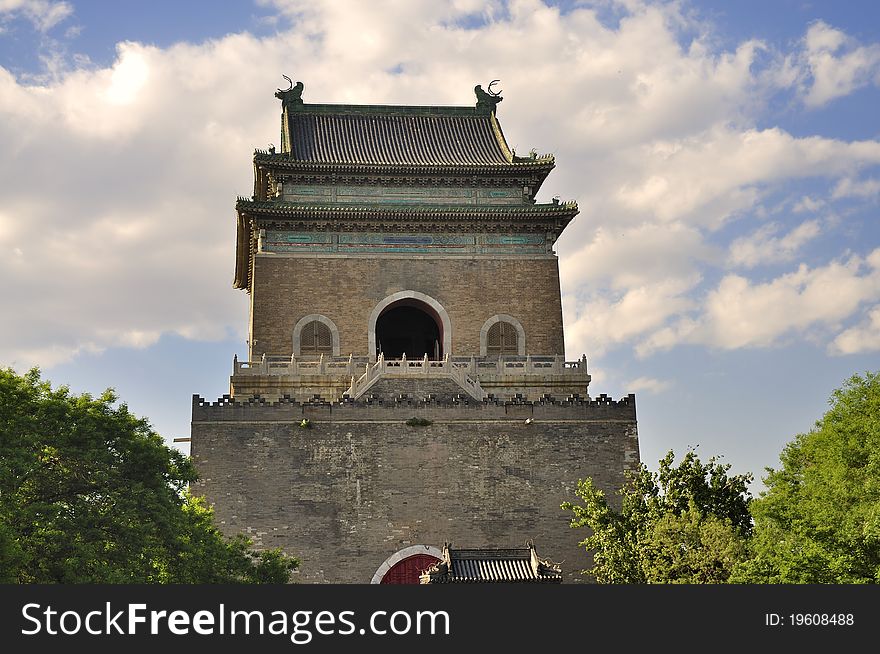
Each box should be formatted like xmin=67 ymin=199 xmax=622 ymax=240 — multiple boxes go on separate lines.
xmin=279 ymin=102 xmax=557 ymax=169
xmin=289 ymin=112 xmax=510 ymax=165
xmin=420 ymin=543 xmax=562 ymax=584
xmin=236 ymin=198 xmax=578 ymax=219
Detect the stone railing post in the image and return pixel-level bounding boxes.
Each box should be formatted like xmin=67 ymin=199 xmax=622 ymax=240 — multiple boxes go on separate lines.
xmin=553 ymin=354 xmax=562 ymax=374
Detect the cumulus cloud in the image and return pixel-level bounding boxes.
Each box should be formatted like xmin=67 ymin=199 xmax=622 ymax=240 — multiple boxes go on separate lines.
xmin=559 ymin=221 xmax=715 ymax=290
xmin=637 ymin=250 xmax=880 ymax=354
xmin=626 ymin=376 xmax=671 ymax=394
xmin=0 ymin=0 xmax=71 ymax=31
xmin=792 ymin=196 xmax=825 ymax=213
xmin=799 ymin=20 xmax=880 ymax=107
xmin=830 ymin=305 xmax=880 ymax=355
xmin=563 ymin=275 xmax=699 ymax=357
xmin=700 ymin=254 xmax=880 ymax=348
xmin=832 ymin=176 xmax=880 ymax=199
xmin=613 ymin=126 xmax=880 ymax=228
xmin=1 ymin=0 xmax=880 ymax=370
xmin=728 ymin=219 xmax=821 ymax=269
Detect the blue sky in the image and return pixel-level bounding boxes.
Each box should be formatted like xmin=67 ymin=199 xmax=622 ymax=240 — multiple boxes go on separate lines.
xmin=1 ymin=0 xmax=879 ymax=495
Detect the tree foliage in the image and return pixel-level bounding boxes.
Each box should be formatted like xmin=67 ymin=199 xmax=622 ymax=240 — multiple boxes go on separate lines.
xmin=0 ymin=367 xmax=298 ymax=583
xmin=732 ymin=372 xmax=880 ymax=583
xmin=562 ymin=450 xmax=753 ymax=583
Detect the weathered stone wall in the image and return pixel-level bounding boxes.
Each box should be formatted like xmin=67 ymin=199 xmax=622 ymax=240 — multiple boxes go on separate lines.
xmin=190 ymin=397 xmax=639 ymax=583
xmin=230 ymin=374 xmax=352 ymax=404
xmin=248 ymin=256 xmax=565 ymax=359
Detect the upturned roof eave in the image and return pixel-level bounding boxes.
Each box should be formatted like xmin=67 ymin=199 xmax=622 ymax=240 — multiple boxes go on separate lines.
xmin=235 ymin=198 xmax=578 ymax=217
xmin=233 ymin=211 xmax=250 ymax=291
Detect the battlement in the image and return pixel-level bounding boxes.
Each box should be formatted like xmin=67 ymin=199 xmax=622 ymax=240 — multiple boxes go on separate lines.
xmin=191 ymin=391 xmax=636 ymax=423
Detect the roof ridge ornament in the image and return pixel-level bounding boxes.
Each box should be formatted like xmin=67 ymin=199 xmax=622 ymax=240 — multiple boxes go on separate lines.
xmin=474 ymin=79 xmax=503 ymax=114
xmin=275 ymin=75 xmax=304 ymax=110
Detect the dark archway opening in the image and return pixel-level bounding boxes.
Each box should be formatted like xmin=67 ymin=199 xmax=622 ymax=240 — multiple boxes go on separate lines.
xmin=376 ymin=303 xmax=442 ymax=360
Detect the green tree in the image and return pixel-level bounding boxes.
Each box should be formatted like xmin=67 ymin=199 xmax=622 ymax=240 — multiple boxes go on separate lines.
xmin=562 ymin=450 xmax=753 ymax=583
xmin=0 ymin=367 xmax=298 ymax=583
xmin=732 ymin=372 xmax=880 ymax=583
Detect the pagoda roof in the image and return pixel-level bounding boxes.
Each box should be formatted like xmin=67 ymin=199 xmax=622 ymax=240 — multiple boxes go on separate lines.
xmin=277 ymin=100 xmax=554 ymax=170
xmin=419 ymin=543 xmax=562 ymax=584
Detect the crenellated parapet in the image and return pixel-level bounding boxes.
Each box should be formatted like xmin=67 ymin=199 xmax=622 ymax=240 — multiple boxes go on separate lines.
xmin=191 ymin=391 xmax=636 ymax=423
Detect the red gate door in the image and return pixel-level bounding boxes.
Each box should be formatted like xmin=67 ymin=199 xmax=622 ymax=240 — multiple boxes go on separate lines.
xmin=379 ymin=554 xmax=441 ymax=584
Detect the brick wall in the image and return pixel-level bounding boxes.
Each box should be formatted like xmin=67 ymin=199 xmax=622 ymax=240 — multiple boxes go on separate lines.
xmin=191 ymin=399 xmax=639 ymax=583
xmin=249 ymin=256 xmax=565 ymax=358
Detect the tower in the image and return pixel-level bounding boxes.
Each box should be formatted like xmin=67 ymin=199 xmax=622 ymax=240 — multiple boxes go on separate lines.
xmin=191 ymin=81 xmax=639 ymax=583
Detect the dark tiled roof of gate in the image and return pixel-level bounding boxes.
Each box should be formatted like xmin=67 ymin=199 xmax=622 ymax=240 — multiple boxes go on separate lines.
xmin=420 ymin=544 xmax=562 ymax=583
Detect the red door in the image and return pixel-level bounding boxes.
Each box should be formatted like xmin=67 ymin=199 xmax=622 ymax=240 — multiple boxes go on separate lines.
xmin=380 ymin=554 xmax=441 ymax=584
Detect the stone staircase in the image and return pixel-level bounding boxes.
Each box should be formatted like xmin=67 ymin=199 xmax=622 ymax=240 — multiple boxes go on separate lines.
xmin=359 ymin=376 xmax=471 ymax=403
xmin=345 ymin=354 xmax=486 ymax=401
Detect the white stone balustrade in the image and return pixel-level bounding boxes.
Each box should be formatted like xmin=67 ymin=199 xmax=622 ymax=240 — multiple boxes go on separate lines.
xmin=233 ymin=353 xmax=589 ymax=379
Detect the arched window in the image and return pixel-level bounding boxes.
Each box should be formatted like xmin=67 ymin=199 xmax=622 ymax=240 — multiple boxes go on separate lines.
xmin=293 ymin=314 xmax=340 ymax=357
xmin=300 ymin=320 xmax=333 ymax=355
xmin=486 ymin=320 xmax=519 ymax=356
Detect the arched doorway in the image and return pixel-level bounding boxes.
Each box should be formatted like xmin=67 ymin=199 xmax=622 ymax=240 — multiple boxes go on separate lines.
xmin=380 ymin=553 xmax=440 ymax=584
xmin=376 ymin=302 xmax=442 ymax=360
xmin=368 ymin=291 xmax=453 ymax=362
xmin=371 ymin=545 xmax=443 ymax=584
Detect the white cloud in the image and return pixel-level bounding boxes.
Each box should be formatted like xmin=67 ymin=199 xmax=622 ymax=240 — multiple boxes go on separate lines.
xmin=830 ymin=305 xmax=880 ymax=355
xmin=0 ymin=0 xmax=72 ymax=32
xmin=728 ymin=219 xmax=821 ymax=269
xmin=799 ymin=20 xmax=880 ymax=107
xmin=626 ymin=376 xmax=671 ymax=394
xmin=563 ymin=275 xmax=699 ymax=358
xmin=559 ymin=221 xmax=715 ymax=290
xmin=792 ymin=196 xmax=825 ymax=213
xmin=614 ymin=126 xmax=880 ymax=227
xmin=686 ymin=250 xmax=880 ymax=351
xmin=832 ymin=177 xmax=880 ymax=199
xmin=1 ymin=1 xmax=880 ymax=370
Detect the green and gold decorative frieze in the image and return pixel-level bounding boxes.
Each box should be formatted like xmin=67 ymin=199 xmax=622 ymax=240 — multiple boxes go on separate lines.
xmin=282 ymin=184 xmax=523 ymax=206
xmin=262 ymin=230 xmax=549 ymax=255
